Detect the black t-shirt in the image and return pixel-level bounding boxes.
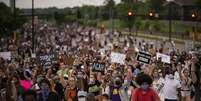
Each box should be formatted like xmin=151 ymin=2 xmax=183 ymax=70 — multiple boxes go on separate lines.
xmin=38 ymin=92 xmax=60 ymax=101
xmin=55 ymin=82 xmax=64 ymax=99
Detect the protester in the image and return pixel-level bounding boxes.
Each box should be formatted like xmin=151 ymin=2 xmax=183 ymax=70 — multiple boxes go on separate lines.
xmin=22 ymin=90 xmax=37 ymax=101
xmin=131 ymin=73 xmax=161 ymax=101
xmin=163 ymin=68 xmax=181 ymax=101
xmin=180 ymin=68 xmax=192 ymax=101
xmin=0 ymin=20 xmax=201 ymax=101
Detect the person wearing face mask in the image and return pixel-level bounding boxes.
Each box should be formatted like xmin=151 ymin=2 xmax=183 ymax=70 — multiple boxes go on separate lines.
xmin=38 ymin=79 xmax=59 ymax=101
xmin=109 ymin=77 xmax=122 ymax=101
xmin=77 ymin=76 xmax=88 ymax=101
xmin=131 ymin=73 xmax=161 ymax=101
xmin=64 ymin=77 xmax=78 ymax=101
xmin=88 ymin=74 xmax=101 ymax=96
xmin=163 ymin=69 xmax=181 ymax=101
xmin=152 ymin=69 xmax=165 ymax=101
xmin=109 ymin=77 xmax=129 ymax=101
xmin=180 ymin=68 xmax=192 ymax=101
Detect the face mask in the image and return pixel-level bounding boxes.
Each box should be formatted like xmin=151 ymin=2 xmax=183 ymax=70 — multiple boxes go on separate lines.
xmin=78 ymin=98 xmax=85 ymax=101
xmin=77 ymin=74 xmax=83 ymax=79
xmin=41 ymin=83 xmax=50 ymax=91
xmin=141 ymin=84 xmax=149 ymax=90
xmin=89 ymin=78 xmax=95 ymax=84
xmin=124 ymin=80 xmax=128 ymax=84
xmin=169 ymin=74 xmax=174 ymax=79
xmin=127 ymin=89 xmax=132 ymax=96
xmin=115 ymin=80 xmax=122 ymax=86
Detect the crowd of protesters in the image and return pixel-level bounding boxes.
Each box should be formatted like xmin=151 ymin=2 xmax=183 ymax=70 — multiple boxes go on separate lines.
xmin=0 ymin=20 xmax=201 ymax=101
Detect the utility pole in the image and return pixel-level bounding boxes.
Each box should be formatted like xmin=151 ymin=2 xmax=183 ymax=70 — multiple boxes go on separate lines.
xmin=32 ymin=0 xmax=35 ymax=52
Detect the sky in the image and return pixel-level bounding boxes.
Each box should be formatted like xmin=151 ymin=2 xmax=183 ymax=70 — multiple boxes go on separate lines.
xmin=0 ymin=0 xmax=121 ymax=8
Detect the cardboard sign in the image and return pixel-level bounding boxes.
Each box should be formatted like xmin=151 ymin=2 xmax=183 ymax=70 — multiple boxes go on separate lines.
xmin=66 ymin=56 xmax=75 ymax=65
xmin=92 ymin=62 xmax=105 ymax=72
xmin=37 ymin=53 xmax=57 ymax=68
xmin=110 ymin=52 xmax=126 ymax=64
xmin=0 ymin=52 xmax=11 ymax=60
xmin=156 ymin=53 xmax=171 ymax=64
xmin=136 ymin=51 xmax=152 ymax=64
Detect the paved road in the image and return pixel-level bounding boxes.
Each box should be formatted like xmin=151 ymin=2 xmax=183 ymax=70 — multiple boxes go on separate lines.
xmin=134 ymin=37 xmax=186 ymax=51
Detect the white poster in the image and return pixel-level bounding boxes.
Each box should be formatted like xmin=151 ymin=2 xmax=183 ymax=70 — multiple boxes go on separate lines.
xmin=31 ymin=53 xmax=36 ymax=58
xmin=110 ymin=52 xmax=126 ymax=64
xmin=156 ymin=53 xmax=170 ymax=64
xmin=0 ymin=52 xmax=11 ymax=60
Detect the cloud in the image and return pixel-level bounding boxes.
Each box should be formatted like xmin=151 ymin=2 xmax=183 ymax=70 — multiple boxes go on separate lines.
xmin=0 ymin=0 xmax=121 ymax=8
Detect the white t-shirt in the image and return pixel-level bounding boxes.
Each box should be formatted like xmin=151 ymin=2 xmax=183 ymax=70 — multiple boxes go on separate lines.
xmin=163 ymin=75 xmax=181 ymax=100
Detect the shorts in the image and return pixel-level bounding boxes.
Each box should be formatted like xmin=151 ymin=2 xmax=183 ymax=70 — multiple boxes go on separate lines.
xmin=181 ymin=90 xmax=191 ymax=97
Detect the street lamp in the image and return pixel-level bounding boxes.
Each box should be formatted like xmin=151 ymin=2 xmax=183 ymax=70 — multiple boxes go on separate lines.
xmin=166 ymin=0 xmax=174 ymax=42
xmin=149 ymin=12 xmax=153 ymax=17
xmin=128 ymin=11 xmax=133 ymax=16
xmin=148 ymin=11 xmax=155 ymax=19
xmin=191 ymin=11 xmax=198 ymax=48
xmin=127 ymin=11 xmax=134 ymax=35
xmin=191 ymin=11 xmax=197 ymax=19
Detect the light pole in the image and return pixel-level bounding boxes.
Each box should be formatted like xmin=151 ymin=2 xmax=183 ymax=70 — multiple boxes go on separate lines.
xmin=32 ymin=0 xmax=35 ymax=52
xmin=13 ymin=0 xmax=16 ymax=41
xmin=166 ymin=0 xmax=174 ymax=42
xmin=191 ymin=11 xmax=198 ymax=49
xmin=128 ymin=11 xmax=134 ymax=35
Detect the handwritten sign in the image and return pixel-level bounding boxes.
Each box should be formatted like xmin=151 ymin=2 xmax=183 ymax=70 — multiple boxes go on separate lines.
xmin=136 ymin=51 xmax=152 ymax=64
xmin=0 ymin=52 xmax=11 ymax=60
xmin=156 ymin=53 xmax=171 ymax=64
xmin=92 ymin=62 xmax=105 ymax=73
xmin=110 ymin=52 xmax=126 ymax=64
xmin=37 ymin=53 xmax=57 ymax=68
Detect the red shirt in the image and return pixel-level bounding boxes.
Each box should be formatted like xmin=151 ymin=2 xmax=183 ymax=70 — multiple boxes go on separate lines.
xmin=132 ymin=88 xmax=160 ymax=101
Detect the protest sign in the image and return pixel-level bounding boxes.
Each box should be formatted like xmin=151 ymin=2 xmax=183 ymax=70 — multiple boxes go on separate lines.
xmin=0 ymin=52 xmax=11 ymax=60
xmin=110 ymin=52 xmax=126 ymax=64
xmin=66 ymin=56 xmax=75 ymax=65
xmin=156 ymin=53 xmax=171 ymax=64
xmin=31 ymin=53 xmax=36 ymax=58
xmin=37 ymin=53 xmax=57 ymax=68
xmin=92 ymin=62 xmax=105 ymax=73
xmin=136 ymin=51 xmax=152 ymax=64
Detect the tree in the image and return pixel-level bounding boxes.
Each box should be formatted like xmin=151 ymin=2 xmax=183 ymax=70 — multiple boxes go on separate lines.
xmin=121 ymin=0 xmax=136 ymax=3
xmin=0 ymin=3 xmax=26 ymax=36
xmin=146 ymin=0 xmax=165 ymax=13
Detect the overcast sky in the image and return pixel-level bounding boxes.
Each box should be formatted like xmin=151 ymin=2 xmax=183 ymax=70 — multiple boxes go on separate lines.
xmin=0 ymin=0 xmax=121 ymax=8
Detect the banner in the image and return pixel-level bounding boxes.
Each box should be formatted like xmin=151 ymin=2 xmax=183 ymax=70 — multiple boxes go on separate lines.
xmin=37 ymin=53 xmax=57 ymax=68
xmin=136 ymin=51 xmax=151 ymax=64
xmin=92 ymin=62 xmax=105 ymax=73
xmin=110 ymin=52 xmax=126 ymax=64
xmin=156 ymin=53 xmax=171 ymax=64
xmin=0 ymin=52 xmax=11 ymax=60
